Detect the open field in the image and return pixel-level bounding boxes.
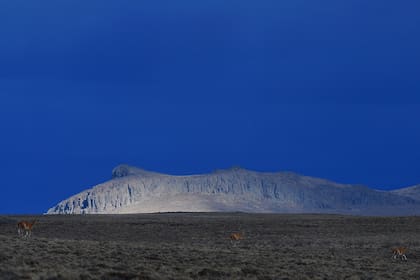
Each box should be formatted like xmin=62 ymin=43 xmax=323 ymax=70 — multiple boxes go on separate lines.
xmin=1 ymin=213 xmax=420 ymax=279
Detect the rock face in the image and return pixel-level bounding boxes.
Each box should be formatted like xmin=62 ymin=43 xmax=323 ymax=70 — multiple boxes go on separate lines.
xmin=47 ymin=165 xmax=420 ymax=215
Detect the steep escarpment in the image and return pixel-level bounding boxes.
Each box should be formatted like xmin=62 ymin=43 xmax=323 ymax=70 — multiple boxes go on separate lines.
xmin=47 ymin=165 xmax=420 ymax=215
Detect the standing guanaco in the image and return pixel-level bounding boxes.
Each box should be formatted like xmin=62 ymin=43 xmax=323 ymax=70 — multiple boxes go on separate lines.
xmin=17 ymin=220 xmax=37 ymax=238
xmin=392 ymin=247 xmax=408 ymax=261
xmin=230 ymin=232 xmax=244 ymax=245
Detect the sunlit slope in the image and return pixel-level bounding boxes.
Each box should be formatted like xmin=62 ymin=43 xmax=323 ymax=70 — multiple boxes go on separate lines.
xmin=47 ymin=165 xmax=420 ymax=215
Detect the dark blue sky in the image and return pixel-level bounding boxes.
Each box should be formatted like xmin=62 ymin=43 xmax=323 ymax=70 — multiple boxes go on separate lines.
xmin=1 ymin=1 xmax=419 ymax=214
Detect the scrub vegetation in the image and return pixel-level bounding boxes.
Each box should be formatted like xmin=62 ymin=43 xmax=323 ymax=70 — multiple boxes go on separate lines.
xmin=1 ymin=213 xmax=420 ymax=279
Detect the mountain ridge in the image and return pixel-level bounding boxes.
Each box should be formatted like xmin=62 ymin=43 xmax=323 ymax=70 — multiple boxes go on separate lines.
xmin=47 ymin=164 xmax=420 ymax=216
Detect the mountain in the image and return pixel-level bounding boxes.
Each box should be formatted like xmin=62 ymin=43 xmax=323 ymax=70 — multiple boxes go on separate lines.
xmin=391 ymin=185 xmax=420 ymax=201
xmin=46 ymin=164 xmax=420 ymax=215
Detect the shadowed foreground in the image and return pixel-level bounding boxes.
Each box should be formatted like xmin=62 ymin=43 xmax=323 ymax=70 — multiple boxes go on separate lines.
xmin=1 ymin=213 xmax=420 ymax=279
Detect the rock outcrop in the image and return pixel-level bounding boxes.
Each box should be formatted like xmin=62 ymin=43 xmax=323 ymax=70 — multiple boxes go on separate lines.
xmin=47 ymin=165 xmax=420 ymax=215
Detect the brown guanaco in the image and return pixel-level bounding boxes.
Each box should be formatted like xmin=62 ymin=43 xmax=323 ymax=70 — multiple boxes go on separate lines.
xmin=17 ymin=220 xmax=37 ymax=238
xmin=229 ymin=232 xmax=244 ymax=245
xmin=392 ymin=247 xmax=408 ymax=261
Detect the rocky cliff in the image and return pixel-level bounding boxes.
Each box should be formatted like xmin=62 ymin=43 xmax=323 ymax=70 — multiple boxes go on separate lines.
xmin=46 ymin=165 xmax=420 ymax=215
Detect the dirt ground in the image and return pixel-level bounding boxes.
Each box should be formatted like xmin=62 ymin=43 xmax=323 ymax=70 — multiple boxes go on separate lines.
xmin=1 ymin=213 xmax=420 ymax=279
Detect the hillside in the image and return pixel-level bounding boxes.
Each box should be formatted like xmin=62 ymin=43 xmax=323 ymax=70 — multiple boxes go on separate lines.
xmin=47 ymin=165 xmax=420 ymax=215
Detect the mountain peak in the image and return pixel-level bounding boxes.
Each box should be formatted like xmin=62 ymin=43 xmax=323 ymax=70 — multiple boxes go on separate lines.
xmin=111 ymin=164 xmax=155 ymax=178
xmin=211 ymin=166 xmax=254 ymax=174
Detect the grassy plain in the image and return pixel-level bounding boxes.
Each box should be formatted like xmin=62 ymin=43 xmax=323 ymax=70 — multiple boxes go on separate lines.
xmin=1 ymin=213 xmax=419 ymax=279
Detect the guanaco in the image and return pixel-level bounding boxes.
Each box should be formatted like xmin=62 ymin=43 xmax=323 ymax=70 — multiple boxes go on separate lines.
xmin=17 ymin=220 xmax=37 ymax=238
xmin=230 ymin=232 xmax=244 ymax=245
xmin=392 ymin=247 xmax=408 ymax=261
